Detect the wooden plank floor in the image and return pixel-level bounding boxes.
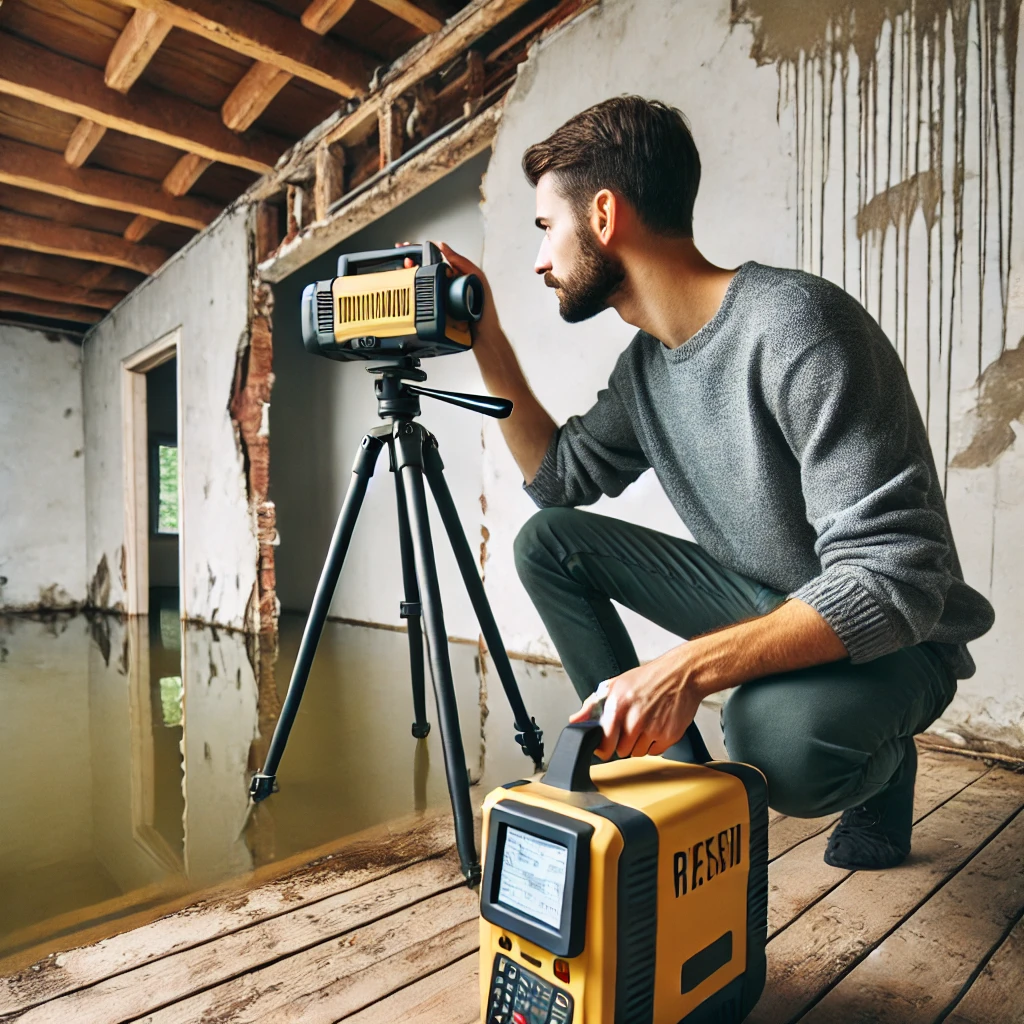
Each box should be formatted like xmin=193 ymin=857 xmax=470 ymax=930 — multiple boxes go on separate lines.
xmin=1 ymin=746 xmax=1021 ymax=1023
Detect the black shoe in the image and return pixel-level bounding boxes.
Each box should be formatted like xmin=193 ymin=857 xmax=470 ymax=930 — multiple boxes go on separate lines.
xmin=823 ymin=737 xmax=916 ymax=870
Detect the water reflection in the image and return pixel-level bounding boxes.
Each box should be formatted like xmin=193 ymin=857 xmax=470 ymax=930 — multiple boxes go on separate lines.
xmin=0 ymin=601 xmax=582 ymax=963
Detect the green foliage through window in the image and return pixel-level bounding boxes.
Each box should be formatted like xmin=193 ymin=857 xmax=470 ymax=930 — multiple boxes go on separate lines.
xmin=159 ymin=676 xmax=183 ymax=727
xmin=157 ymin=444 xmax=179 ymax=534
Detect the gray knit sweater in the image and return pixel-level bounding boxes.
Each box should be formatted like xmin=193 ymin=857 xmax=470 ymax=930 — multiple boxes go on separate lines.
xmin=522 ymin=261 xmax=994 ymax=678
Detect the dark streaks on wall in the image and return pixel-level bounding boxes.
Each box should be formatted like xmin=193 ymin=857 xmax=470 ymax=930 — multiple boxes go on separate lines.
xmin=734 ymin=0 xmax=1021 ymax=493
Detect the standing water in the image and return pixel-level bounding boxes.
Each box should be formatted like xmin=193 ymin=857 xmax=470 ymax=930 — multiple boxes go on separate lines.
xmin=0 ymin=598 xmax=578 ymax=966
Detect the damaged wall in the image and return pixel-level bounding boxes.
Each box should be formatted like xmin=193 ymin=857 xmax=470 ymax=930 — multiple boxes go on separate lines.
xmin=477 ymin=0 xmax=1024 ymax=753
xmin=82 ymin=206 xmax=259 ymax=631
xmin=0 ymin=324 xmax=87 ymax=610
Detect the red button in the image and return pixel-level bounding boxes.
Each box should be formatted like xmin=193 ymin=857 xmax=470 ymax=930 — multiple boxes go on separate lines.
xmin=513 ymin=1013 xmax=527 ymax=1024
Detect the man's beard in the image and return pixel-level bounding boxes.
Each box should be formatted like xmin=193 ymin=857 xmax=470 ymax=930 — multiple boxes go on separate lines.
xmin=545 ymin=223 xmax=625 ymax=323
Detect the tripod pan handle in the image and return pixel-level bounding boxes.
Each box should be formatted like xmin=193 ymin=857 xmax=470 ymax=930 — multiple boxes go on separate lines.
xmin=406 ymin=384 xmax=512 ymax=418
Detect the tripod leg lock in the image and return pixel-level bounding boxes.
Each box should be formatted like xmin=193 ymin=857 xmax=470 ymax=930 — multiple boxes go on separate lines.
xmin=515 ymin=718 xmax=545 ymax=768
xmin=249 ymin=772 xmax=279 ymax=803
xmin=400 ymin=601 xmax=421 ymax=618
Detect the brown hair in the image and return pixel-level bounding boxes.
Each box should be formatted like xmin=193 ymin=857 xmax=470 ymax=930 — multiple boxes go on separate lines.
xmin=522 ymin=95 xmax=701 ymax=237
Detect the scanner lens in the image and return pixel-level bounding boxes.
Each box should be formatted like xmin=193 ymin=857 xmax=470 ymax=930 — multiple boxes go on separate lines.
xmin=448 ymin=274 xmax=484 ymax=322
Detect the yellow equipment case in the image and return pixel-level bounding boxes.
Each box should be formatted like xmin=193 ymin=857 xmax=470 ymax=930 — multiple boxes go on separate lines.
xmin=479 ymin=721 xmax=769 ymax=1024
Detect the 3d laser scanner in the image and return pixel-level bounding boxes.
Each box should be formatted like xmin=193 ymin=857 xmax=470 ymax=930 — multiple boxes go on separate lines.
xmin=300 ymin=241 xmax=482 ymax=360
xmin=479 ymin=721 xmax=769 ymax=1023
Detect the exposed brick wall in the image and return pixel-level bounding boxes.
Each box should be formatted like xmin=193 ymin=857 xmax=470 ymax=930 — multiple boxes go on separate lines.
xmin=229 ymin=276 xmax=278 ymax=635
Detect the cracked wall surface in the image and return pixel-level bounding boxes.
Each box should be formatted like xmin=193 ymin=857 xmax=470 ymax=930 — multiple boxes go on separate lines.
xmin=0 ymin=324 xmax=87 ymax=611
xmin=82 ymin=206 xmax=260 ymax=631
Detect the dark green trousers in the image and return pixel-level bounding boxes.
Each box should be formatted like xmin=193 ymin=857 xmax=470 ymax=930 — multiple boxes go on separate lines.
xmin=513 ymin=507 xmax=957 ymax=818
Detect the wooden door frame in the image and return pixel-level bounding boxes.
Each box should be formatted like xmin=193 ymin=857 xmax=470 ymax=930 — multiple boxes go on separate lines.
xmin=122 ymin=327 xmax=182 ymax=617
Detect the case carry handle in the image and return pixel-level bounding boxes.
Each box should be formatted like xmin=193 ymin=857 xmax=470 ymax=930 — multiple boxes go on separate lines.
xmin=541 ymin=720 xmax=713 ymax=793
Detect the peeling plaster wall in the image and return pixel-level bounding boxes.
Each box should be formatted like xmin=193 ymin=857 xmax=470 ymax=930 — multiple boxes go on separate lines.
xmin=82 ymin=207 xmax=258 ymax=629
xmin=270 ymin=154 xmax=491 ymax=639
xmin=0 ymin=325 xmax=87 ymax=609
xmin=478 ymin=0 xmax=1024 ymax=753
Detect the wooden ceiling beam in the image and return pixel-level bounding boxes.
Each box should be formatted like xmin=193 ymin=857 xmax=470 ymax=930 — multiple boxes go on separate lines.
xmin=301 ymin=0 xmax=358 ymax=34
xmin=370 ymin=0 xmax=442 ymax=34
xmin=115 ymin=0 xmax=373 ymax=97
xmin=122 ymin=151 xmax=214 ymax=242
xmin=0 ymin=138 xmax=220 ymax=229
xmin=63 ymin=10 xmax=174 ymax=170
xmin=65 ymin=120 xmax=108 ymax=169
xmin=105 ymin=9 xmax=173 ymax=92
xmin=0 ymin=212 xmax=169 ymax=275
xmin=0 ymin=34 xmax=283 ymax=173
xmin=0 ymin=270 xmax=122 ymax=310
xmin=0 ymin=294 xmax=103 ymax=324
xmin=222 ymin=63 xmax=294 ymax=134
xmin=313 ymin=0 xmax=533 ymax=154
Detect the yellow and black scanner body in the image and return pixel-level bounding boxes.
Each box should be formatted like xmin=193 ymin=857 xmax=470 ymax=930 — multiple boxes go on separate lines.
xmin=300 ymin=241 xmax=481 ymax=361
xmin=479 ymin=722 xmax=768 ymax=1024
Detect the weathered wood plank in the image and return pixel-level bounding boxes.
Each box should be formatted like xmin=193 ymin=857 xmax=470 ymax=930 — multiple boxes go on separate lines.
xmin=0 ymin=34 xmax=282 ymax=174
xmin=766 ymin=752 xmax=990 ymax=936
xmin=123 ymin=216 xmax=158 ymax=242
xmin=943 ymin=913 xmax=1024 ymax=1024
xmin=0 ymin=270 xmax=122 ymax=310
xmin=122 ymin=152 xmax=215 ymax=242
xmin=798 ymin=806 xmax=1024 ymax=1023
xmin=63 ymin=120 xmax=107 ymax=169
xmin=748 ymin=767 xmax=1024 ymax=1024
xmin=139 ymin=888 xmax=480 ymax=1023
xmin=0 ymin=212 xmax=169 ymax=274
xmin=221 ymin=63 xmax=294 ymax=133
xmin=6 ymin=857 xmax=464 ymax=1024
xmin=163 ymin=153 xmax=213 ymax=197
xmin=255 ymin=919 xmax=477 ymax=1023
xmin=0 ymin=811 xmax=457 ymax=1014
xmin=260 ymin=100 xmax=501 ymax=281
xmin=371 ymin=0 xmax=443 ymax=34
xmin=302 ymin=0 xmax=359 ymax=35
xmin=379 ymin=100 xmax=405 ymax=167
xmin=0 ymin=139 xmax=219 ymax=228
xmin=314 ymin=141 xmax=346 ymax=222
xmin=116 ymin=0 xmax=372 ymax=97
xmin=341 ymin=952 xmax=480 ymax=1024
xmin=380 ymin=0 xmax=533 ymax=100
xmin=253 ymin=0 xmax=535 ymax=201
xmin=765 ymin=749 xmax=988 ymax=863
xmin=104 ymin=9 xmax=173 ymax=93
xmin=768 ymin=812 xmax=839 ymax=862
xmin=0 ymin=294 xmax=102 ymax=323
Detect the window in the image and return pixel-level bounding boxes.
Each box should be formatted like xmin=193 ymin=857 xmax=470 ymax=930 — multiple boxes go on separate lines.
xmin=150 ymin=439 xmax=179 ymax=535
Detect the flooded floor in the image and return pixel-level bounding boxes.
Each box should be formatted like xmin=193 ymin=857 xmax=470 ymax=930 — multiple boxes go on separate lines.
xmin=0 ymin=595 xmax=592 ymax=962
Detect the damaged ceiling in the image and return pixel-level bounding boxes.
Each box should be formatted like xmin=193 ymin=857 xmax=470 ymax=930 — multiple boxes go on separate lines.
xmin=0 ymin=0 xmax=581 ymax=335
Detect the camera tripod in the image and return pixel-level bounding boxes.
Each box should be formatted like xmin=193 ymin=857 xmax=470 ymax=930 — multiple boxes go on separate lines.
xmin=250 ymin=357 xmax=545 ymax=887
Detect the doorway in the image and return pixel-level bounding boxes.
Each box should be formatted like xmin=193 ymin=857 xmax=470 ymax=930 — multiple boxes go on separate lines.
xmin=122 ymin=328 xmax=182 ymax=617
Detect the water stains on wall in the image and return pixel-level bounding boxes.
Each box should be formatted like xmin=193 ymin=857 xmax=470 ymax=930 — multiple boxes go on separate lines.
xmin=951 ymin=338 xmax=1024 ymax=465
xmin=734 ymin=0 xmax=1022 ymax=487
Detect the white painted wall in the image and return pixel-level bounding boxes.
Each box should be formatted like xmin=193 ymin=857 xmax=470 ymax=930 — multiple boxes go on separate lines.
xmin=82 ymin=207 xmax=257 ymax=629
xmin=472 ymin=0 xmax=1024 ymax=753
xmin=0 ymin=325 xmax=87 ymax=609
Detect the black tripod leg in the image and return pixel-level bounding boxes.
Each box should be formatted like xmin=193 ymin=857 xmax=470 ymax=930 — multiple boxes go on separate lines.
xmin=395 ymin=422 xmax=480 ymax=886
xmin=250 ymin=432 xmax=385 ymax=802
xmin=394 ymin=454 xmax=430 ymax=738
xmin=423 ymin=437 xmax=545 ymax=769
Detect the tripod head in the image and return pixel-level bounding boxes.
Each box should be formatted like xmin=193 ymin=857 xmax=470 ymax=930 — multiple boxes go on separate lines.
xmin=368 ymin=356 xmax=512 ymax=421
